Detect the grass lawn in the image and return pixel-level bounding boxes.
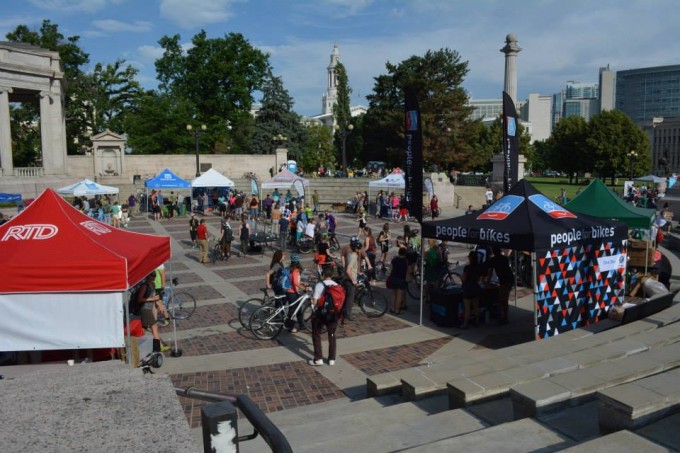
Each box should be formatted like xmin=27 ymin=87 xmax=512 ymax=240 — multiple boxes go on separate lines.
xmin=525 ymin=176 xmax=624 ymax=203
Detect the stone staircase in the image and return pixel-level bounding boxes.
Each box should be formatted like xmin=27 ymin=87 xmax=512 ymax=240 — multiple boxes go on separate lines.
xmin=237 ymin=389 xmax=676 ymax=452
xmin=236 ymin=304 xmax=680 ymax=452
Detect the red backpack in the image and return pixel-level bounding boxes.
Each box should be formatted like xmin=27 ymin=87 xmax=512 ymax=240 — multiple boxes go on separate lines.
xmin=318 ymin=282 xmax=346 ymax=323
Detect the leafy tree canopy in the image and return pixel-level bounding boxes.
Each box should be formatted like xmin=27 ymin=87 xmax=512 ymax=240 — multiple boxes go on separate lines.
xmin=249 ymin=72 xmax=305 ymax=158
xmin=364 ymin=48 xmax=477 ymax=170
xmin=155 ymin=30 xmax=271 ymax=145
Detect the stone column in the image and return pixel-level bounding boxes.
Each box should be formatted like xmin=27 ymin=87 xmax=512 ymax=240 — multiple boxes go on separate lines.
xmin=39 ymin=90 xmax=67 ymax=175
xmin=500 ymin=34 xmax=522 ymax=106
xmin=0 ymin=86 xmax=13 ymax=175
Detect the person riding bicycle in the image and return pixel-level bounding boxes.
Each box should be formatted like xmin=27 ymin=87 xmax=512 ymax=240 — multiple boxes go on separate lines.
xmin=286 ymin=254 xmax=309 ymax=333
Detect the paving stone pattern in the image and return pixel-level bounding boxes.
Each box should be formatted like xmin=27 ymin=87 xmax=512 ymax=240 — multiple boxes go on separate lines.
xmin=344 ymin=337 xmax=454 ymax=375
xmin=129 ymin=209 xmax=534 ymax=427
xmin=172 ymin=362 xmax=345 ymax=428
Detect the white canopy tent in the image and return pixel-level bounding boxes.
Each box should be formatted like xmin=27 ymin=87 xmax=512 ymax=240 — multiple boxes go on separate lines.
xmin=368 ymin=171 xmax=405 ymax=191
xmin=57 ymin=179 xmax=119 ymax=196
xmin=635 ymin=174 xmax=667 ymax=184
xmin=191 ymin=168 xmax=235 ymax=188
xmin=261 ymin=168 xmax=310 ymax=191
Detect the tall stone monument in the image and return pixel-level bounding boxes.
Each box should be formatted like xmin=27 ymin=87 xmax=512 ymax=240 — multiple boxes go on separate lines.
xmin=493 ymin=34 xmax=526 ymax=185
xmin=0 ymin=42 xmax=68 ymax=178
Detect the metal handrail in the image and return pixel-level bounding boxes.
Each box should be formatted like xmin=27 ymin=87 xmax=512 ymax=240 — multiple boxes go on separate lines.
xmin=175 ymin=386 xmax=292 ymax=453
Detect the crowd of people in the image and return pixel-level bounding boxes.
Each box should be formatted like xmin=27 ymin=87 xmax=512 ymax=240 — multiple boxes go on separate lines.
xmin=72 ymin=194 xmax=130 ymax=228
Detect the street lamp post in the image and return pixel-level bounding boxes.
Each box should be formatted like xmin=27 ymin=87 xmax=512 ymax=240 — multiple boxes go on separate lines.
xmin=628 ymin=150 xmax=638 ymax=180
xmin=187 ymin=124 xmax=207 ymax=177
xmin=335 ymin=124 xmax=354 ymax=177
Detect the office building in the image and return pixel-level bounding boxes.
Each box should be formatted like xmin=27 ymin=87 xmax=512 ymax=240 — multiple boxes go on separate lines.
xmin=615 ymin=64 xmax=680 ymax=122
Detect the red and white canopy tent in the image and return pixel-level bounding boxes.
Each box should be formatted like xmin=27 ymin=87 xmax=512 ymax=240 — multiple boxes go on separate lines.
xmin=0 ymin=188 xmax=170 ymax=352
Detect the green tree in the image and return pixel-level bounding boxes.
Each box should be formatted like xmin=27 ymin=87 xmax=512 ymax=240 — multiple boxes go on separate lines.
xmin=471 ymin=117 xmax=532 ymax=173
xmin=123 ymin=91 xmax=195 ymax=155
xmin=585 ymin=110 xmax=650 ymax=183
xmin=82 ymin=60 xmax=143 ymax=133
xmin=364 ymin=48 xmax=477 ymax=170
xmin=547 ymin=116 xmax=588 ymax=184
xmin=155 ymin=31 xmax=271 ymax=152
xmin=6 ymin=20 xmax=91 ymax=155
xmin=249 ymin=72 xmax=305 ymax=158
xmin=333 ymin=62 xmax=353 ymax=167
xmin=299 ymin=122 xmax=335 ymax=174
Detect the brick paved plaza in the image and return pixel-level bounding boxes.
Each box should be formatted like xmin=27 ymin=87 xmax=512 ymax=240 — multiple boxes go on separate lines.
xmin=126 ymin=208 xmax=535 ymax=428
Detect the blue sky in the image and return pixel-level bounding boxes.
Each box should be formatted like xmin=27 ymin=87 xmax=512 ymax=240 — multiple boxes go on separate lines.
xmin=2 ymin=0 xmax=678 ymax=116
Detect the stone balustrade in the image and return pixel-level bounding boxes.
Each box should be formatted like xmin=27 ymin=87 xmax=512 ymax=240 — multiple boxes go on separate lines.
xmin=14 ymin=167 xmax=44 ymax=178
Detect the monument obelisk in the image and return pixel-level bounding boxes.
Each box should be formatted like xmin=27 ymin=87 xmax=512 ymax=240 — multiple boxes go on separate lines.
xmin=500 ymin=33 xmax=522 ymax=105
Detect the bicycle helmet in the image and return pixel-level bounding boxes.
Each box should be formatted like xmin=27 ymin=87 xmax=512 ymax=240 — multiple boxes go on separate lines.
xmin=290 ymin=254 xmax=301 ymax=264
xmin=350 ymin=236 xmax=361 ymax=249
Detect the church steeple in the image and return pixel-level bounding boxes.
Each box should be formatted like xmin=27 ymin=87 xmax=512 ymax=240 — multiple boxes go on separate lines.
xmin=322 ymin=44 xmax=340 ymax=116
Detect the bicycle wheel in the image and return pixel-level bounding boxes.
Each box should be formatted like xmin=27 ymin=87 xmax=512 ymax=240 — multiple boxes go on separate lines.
xmin=301 ymin=301 xmax=315 ymax=331
xmin=359 ymin=290 xmax=389 ymax=317
xmin=298 ymin=238 xmax=313 ymax=254
xmin=407 ymin=268 xmax=421 ymax=299
xmin=329 ymin=236 xmax=340 ymax=253
xmin=170 ymin=291 xmax=197 ymax=320
xmin=238 ymin=297 xmax=264 ymax=329
xmin=250 ymin=305 xmax=284 ymax=340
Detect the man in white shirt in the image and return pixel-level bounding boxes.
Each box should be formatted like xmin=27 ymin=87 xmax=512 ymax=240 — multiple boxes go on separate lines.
xmin=304 ymin=217 xmax=317 ymax=239
xmin=308 ymin=266 xmax=341 ymax=366
xmin=485 ymin=188 xmax=494 ymax=207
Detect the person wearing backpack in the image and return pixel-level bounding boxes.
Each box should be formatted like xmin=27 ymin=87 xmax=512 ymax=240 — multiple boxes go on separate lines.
xmin=265 ymin=250 xmax=286 ymax=300
xmin=220 ymin=219 xmax=233 ymax=258
xmin=132 ymin=273 xmax=171 ymax=353
xmin=285 ymin=254 xmax=309 ymax=333
xmin=308 ymin=265 xmax=345 ymax=366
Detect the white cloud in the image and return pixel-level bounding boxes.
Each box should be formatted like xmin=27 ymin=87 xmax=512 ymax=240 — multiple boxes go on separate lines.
xmin=27 ymin=0 xmax=109 ymax=13
xmin=159 ymin=0 xmax=234 ymax=30
xmin=137 ymin=45 xmax=166 ymax=61
xmin=92 ymin=19 xmax=153 ymax=33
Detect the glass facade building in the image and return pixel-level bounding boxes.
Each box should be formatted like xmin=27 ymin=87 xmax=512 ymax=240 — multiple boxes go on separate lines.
xmin=615 ymin=65 xmax=680 ymax=122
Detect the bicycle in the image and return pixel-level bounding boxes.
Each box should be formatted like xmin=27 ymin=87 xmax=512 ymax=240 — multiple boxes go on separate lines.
xmin=238 ymin=288 xmax=287 ymax=329
xmin=162 ymin=277 xmax=197 ymax=320
xmin=210 ymin=238 xmax=231 ymax=264
xmin=249 ymin=290 xmax=314 ymax=340
xmin=297 ymin=235 xmax=314 ymax=254
xmin=354 ymin=273 xmax=389 ymax=317
xmin=328 ymin=232 xmax=341 ymax=252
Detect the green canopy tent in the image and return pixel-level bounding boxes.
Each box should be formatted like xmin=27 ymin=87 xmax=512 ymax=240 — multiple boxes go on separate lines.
xmin=565 ymin=179 xmax=655 ymax=229
xmin=566 ymin=179 xmax=656 ymax=273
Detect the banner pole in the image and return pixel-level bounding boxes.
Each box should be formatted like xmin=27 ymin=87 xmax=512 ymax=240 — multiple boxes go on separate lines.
xmin=532 ymin=252 xmax=538 ymax=340
xmin=419 ymin=236 xmax=424 ymax=326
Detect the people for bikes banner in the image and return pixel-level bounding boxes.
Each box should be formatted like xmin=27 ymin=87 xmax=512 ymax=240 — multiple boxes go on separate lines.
xmin=404 ymin=88 xmax=423 ymax=224
xmin=534 ymin=241 xmax=626 ymax=339
xmin=502 ymin=91 xmax=519 ymax=195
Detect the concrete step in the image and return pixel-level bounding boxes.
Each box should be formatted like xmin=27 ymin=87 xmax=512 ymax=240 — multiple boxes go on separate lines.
xmin=557 ymin=429 xmax=670 ymax=453
xmin=294 ymin=408 xmax=486 ymax=453
xmin=403 ymin=418 xmax=574 ymax=452
xmin=238 ymin=394 xmax=449 ymax=453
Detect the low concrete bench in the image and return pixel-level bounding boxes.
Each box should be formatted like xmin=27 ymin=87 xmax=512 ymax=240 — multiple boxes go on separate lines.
xmin=597 ymin=368 xmax=680 ymax=433
xmin=557 ymin=429 xmax=670 ymax=453
xmin=622 ymin=292 xmax=675 ymax=324
xmin=510 ymin=340 xmax=680 ymax=419
xmin=445 ymin=320 xmax=668 ymax=409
